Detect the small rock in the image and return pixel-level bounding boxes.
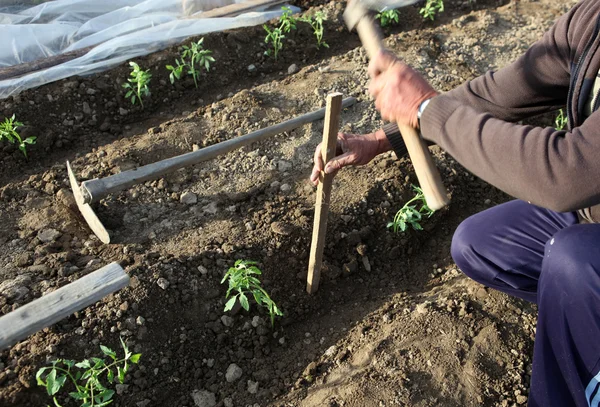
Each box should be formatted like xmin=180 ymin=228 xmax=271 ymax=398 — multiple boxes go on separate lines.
xmin=287 ymin=64 xmax=298 ymax=74
xmin=221 ymin=315 xmax=234 ymax=327
xmin=277 ymin=160 xmax=292 ymax=172
xmin=119 ymin=108 xmax=128 ymax=116
xmin=203 ymin=202 xmax=218 ymax=215
xmin=83 ymin=102 xmax=92 ymax=115
xmin=325 ymin=346 xmax=337 ymax=357
xmin=415 ymin=302 xmax=429 ymax=315
xmin=136 ymin=400 xmax=151 ymax=407
xmin=362 ymin=256 xmax=371 ymax=272
xmin=251 ymin=316 xmax=261 ymax=328
xmin=37 ymin=229 xmax=61 ymax=243
xmin=115 ymin=384 xmax=128 ymax=395
xmin=14 ymin=252 xmax=33 ymax=267
xmin=340 ymin=215 xmax=353 ymax=223
xmin=223 ymin=398 xmax=234 ymax=407
xmin=86 ymin=259 xmax=102 ymax=268
xmin=197 ymin=265 xmax=208 ymax=275
xmin=191 ymin=390 xmax=216 ymax=407
xmin=180 ymin=192 xmax=198 ymax=205
xmin=156 ymin=278 xmax=170 ymax=290
xmin=136 ymin=316 xmax=145 ymax=325
xmin=271 ymin=221 xmax=292 ymax=236
xmin=247 ymin=64 xmax=257 ymax=72
xmin=225 ymin=363 xmax=243 ymax=382
xmin=0 ymin=275 xmax=31 ymax=302
xmin=280 ymin=184 xmax=291 ymax=193
xmin=247 ymin=380 xmax=259 ymax=394
xmin=516 ymin=395 xmax=528 ymax=405
xmin=356 ymin=244 xmax=367 ymax=256
xmin=343 ymin=259 xmax=358 ymax=274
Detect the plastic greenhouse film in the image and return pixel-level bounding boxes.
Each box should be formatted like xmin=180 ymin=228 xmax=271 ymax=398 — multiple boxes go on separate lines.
xmin=0 ymin=0 xmax=297 ymax=98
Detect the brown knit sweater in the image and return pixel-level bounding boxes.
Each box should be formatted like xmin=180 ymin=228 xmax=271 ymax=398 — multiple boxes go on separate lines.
xmin=387 ymin=0 xmax=600 ymax=222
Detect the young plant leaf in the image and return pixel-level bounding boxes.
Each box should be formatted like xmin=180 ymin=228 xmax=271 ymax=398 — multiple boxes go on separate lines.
xmin=100 ymin=345 xmax=117 ymax=360
xmin=239 ymin=292 xmax=250 ymax=311
xmin=224 ymin=295 xmax=238 ymax=312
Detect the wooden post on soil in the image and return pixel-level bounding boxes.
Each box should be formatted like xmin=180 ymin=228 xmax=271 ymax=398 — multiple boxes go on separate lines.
xmin=306 ymin=93 xmax=343 ymax=294
xmin=0 ymin=262 xmax=129 ymax=350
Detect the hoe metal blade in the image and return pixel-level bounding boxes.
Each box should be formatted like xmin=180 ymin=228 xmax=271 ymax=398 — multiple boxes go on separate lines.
xmin=67 ymin=161 xmax=111 ymax=244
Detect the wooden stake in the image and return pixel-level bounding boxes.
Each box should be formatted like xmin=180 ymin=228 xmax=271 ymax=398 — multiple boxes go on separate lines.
xmin=0 ymin=262 xmax=129 ymax=350
xmin=306 ymin=93 xmax=343 ymax=294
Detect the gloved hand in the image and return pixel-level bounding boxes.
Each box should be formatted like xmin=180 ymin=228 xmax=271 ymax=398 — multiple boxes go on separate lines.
xmin=368 ymin=51 xmax=438 ymax=129
xmin=309 ymin=130 xmax=392 ymax=186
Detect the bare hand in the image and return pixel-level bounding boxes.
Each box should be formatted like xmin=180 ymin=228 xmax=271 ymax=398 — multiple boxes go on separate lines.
xmin=368 ymin=51 xmax=438 ymax=128
xmin=310 ymin=130 xmax=392 ymax=186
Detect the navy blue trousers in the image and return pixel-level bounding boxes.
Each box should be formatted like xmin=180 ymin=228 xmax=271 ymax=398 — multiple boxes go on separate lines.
xmin=451 ymin=200 xmax=600 ymax=407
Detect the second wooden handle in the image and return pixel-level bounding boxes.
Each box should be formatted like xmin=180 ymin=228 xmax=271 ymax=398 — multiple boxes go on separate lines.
xmin=354 ymin=10 xmax=449 ymax=210
xmin=398 ymin=124 xmax=449 ymax=210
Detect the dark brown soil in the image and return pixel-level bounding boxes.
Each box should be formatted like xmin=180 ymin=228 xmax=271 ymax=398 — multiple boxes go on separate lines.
xmin=0 ymin=0 xmax=570 ymax=406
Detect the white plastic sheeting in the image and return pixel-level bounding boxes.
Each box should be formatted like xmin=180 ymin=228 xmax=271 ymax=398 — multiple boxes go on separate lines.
xmin=0 ymin=0 xmax=296 ymax=98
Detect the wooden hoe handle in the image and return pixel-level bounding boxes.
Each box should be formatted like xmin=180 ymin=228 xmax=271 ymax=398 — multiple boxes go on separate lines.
xmin=348 ymin=5 xmax=449 ymax=210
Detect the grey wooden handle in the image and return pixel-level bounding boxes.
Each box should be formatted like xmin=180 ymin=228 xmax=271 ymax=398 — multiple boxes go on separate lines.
xmin=81 ymin=97 xmax=358 ymax=204
xmin=0 ymin=263 xmax=129 ymax=350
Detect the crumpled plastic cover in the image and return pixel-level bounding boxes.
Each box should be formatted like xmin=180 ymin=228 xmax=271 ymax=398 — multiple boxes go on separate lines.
xmin=0 ymin=0 xmax=297 ymax=98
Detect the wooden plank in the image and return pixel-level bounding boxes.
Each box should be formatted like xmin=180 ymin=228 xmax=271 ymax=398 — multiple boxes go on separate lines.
xmin=188 ymin=0 xmax=287 ymax=19
xmin=306 ymin=93 xmax=343 ymax=294
xmin=0 ymin=262 xmax=129 ymax=350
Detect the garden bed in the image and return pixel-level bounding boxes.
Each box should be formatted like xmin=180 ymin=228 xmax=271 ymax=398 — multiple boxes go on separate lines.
xmin=0 ymin=0 xmax=573 ymax=405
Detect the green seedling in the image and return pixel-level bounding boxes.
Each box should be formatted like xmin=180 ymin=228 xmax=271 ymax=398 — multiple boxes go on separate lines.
xmin=387 ymin=185 xmax=435 ymax=233
xmin=36 ymin=338 xmax=141 ymax=407
xmin=0 ymin=114 xmax=36 ymax=158
xmin=555 ymin=109 xmax=568 ymax=130
xmin=122 ymin=61 xmax=151 ymax=107
xmin=263 ymin=25 xmax=285 ymax=59
xmin=420 ymin=0 xmax=444 ymax=20
xmin=221 ymin=260 xmax=283 ymax=326
xmin=279 ymin=6 xmax=298 ymax=34
xmin=167 ymin=38 xmax=215 ymax=88
xmin=376 ymin=9 xmax=400 ymax=27
xmin=302 ymin=11 xmax=329 ymax=49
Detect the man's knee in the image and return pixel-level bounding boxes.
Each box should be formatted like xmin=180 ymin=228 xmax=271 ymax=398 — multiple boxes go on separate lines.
xmin=451 ymin=216 xmax=495 ymax=285
xmin=541 ymin=225 xmax=600 ymax=298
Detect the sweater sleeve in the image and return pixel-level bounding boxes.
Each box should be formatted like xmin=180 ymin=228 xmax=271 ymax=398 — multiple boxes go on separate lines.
xmin=422 ymin=95 xmax=600 ymax=212
xmin=419 ymin=2 xmax=600 ymax=212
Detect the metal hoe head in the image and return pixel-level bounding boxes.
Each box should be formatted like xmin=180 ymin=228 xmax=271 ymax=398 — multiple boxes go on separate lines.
xmin=67 ymin=161 xmax=111 ymax=244
xmin=344 ymin=0 xmax=419 ymax=31
xmin=360 ymin=0 xmax=420 ymax=11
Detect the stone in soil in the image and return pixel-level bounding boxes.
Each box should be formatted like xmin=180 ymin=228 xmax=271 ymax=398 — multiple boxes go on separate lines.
xmin=180 ymin=191 xmax=198 ymax=205
xmin=247 ymin=379 xmax=259 ymax=394
xmin=191 ymin=389 xmax=216 ymax=407
xmin=37 ymin=228 xmax=61 ymax=243
xmin=225 ymin=363 xmax=243 ymax=382
xmin=156 ymin=278 xmax=170 ymax=290
xmin=271 ymin=221 xmax=292 ymax=236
